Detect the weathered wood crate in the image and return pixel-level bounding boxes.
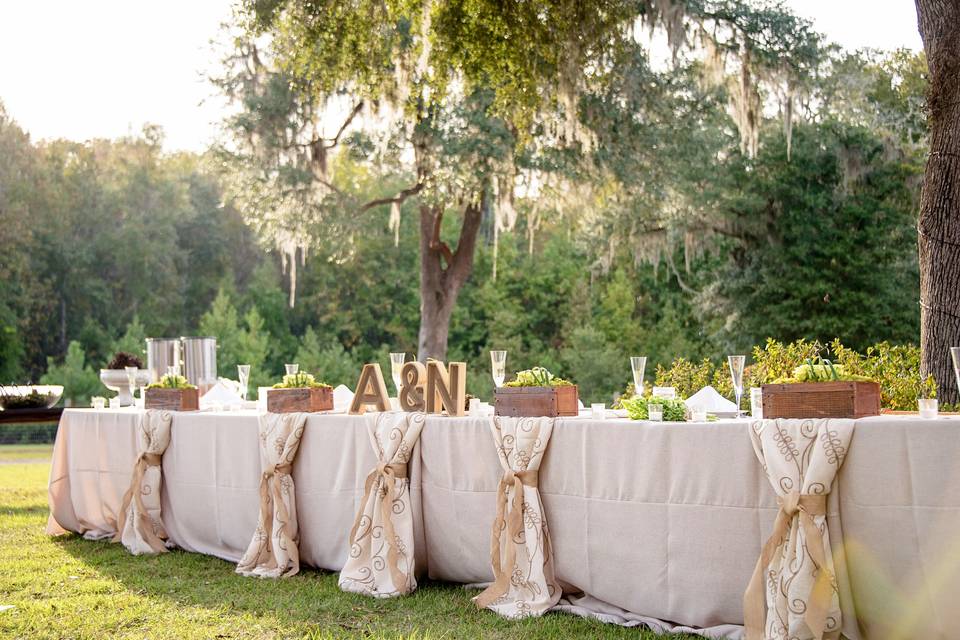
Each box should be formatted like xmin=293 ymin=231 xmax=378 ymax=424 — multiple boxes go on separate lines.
xmin=144 ymin=388 xmax=199 ymax=411
xmin=267 ymin=387 xmax=334 ymax=413
xmin=494 ymin=386 xmax=579 ymax=418
xmin=761 ymin=381 xmax=880 ymax=419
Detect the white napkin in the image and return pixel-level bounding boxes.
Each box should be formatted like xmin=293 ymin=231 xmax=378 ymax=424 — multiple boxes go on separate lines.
xmin=684 ymin=386 xmax=737 ymax=414
xmin=201 ymin=379 xmax=244 ymax=407
xmin=333 ymin=384 xmax=354 ymax=411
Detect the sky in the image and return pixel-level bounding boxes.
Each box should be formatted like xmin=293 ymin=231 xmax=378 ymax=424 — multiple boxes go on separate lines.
xmin=0 ymin=1 xmax=923 ymax=153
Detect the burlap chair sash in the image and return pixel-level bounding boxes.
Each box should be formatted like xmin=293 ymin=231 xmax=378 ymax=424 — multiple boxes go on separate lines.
xmin=746 ymin=418 xmax=854 ymax=640
xmin=115 ymin=410 xmax=172 ymax=555
xmin=474 ymin=416 xmax=560 ymax=618
xmin=237 ymin=412 xmax=306 ymax=578
xmin=339 ymin=412 xmax=425 ymax=597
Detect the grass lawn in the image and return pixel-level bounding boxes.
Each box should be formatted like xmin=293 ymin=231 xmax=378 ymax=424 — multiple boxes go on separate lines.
xmin=0 ymin=444 xmax=692 ymax=639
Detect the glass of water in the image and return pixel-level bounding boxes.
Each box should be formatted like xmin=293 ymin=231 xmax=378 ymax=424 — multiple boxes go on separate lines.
xmin=491 ymin=350 xmax=507 ymax=388
xmin=285 ymin=363 xmax=299 ymax=376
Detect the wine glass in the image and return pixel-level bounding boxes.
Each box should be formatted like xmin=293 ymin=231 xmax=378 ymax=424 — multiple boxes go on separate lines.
xmin=951 ymin=347 xmax=960 ymax=401
xmin=285 ymin=363 xmax=299 ymax=376
xmin=630 ymin=357 xmax=647 ymax=396
xmin=728 ymin=355 xmax=746 ymax=418
xmin=390 ymin=353 xmax=406 ymax=395
xmin=490 ymin=350 xmax=507 ymax=388
xmin=124 ymin=366 xmax=138 ymax=407
xmin=237 ymin=365 xmax=251 ymax=401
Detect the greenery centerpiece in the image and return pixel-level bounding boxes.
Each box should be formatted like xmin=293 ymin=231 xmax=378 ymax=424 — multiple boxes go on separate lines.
xmin=762 ymin=357 xmax=881 ymax=419
xmin=495 ymin=367 xmax=578 ymax=418
xmin=144 ymin=374 xmax=199 ymax=411
xmin=621 ymin=395 xmax=689 ymax=422
xmin=268 ymin=371 xmax=333 ymax=413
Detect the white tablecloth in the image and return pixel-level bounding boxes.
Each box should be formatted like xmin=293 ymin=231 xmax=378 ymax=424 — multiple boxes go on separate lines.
xmin=47 ymin=410 xmax=960 ymax=638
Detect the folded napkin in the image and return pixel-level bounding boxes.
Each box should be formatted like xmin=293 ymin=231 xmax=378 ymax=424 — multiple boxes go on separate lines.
xmin=200 ymin=379 xmax=244 ymax=408
xmin=333 ymin=384 xmax=354 ymax=411
xmin=684 ymin=386 xmax=737 ymax=414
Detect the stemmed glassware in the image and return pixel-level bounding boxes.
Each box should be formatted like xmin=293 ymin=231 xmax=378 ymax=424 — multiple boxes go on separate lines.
xmin=390 ymin=353 xmax=406 ymax=395
xmin=630 ymin=357 xmax=647 ymax=396
xmin=124 ymin=366 xmax=138 ymax=407
xmin=237 ymin=365 xmax=251 ymax=401
xmin=491 ymin=351 xmax=507 ymax=388
xmin=728 ymin=355 xmax=746 ymax=418
xmin=284 ymin=363 xmax=299 ymax=376
xmin=952 ymin=347 xmax=960 ymax=399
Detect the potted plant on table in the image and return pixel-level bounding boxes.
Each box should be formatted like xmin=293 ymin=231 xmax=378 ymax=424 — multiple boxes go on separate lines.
xmin=762 ymin=358 xmax=880 ymax=418
xmin=144 ymin=374 xmax=199 ymax=411
xmin=494 ymin=367 xmax=579 ymax=417
xmin=100 ymin=352 xmax=150 ymax=406
xmin=267 ymin=371 xmax=333 ymax=413
xmin=621 ymin=395 xmax=689 ymax=422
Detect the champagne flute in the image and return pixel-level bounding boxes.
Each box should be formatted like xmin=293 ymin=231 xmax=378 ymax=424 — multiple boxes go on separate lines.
xmin=237 ymin=364 xmax=251 ymax=401
xmin=390 ymin=352 xmax=406 ymax=395
xmin=728 ymin=355 xmax=746 ymax=418
xmin=951 ymin=347 xmax=960 ymax=401
xmin=630 ymin=356 xmax=647 ymax=396
xmin=491 ymin=350 xmax=507 ymax=388
xmin=124 ymin=366 xmax=138 ymax=407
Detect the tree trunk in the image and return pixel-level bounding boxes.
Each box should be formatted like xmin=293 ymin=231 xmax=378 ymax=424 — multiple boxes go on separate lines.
xmin=915 ymin=0 xmax=960 ymax=403
xmin=417 ymin=199 xmax=484 ymax=361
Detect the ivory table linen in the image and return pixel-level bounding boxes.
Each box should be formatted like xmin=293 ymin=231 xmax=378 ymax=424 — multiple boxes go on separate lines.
xmin=48 ymin=410 xmax=960 ymax=638
xmin=116 ymin=409 xmax=173 ymax=555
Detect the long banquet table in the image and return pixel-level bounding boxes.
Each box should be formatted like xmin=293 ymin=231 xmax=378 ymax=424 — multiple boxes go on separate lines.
xmin=47 ymin=409 xmax=960 ymax=639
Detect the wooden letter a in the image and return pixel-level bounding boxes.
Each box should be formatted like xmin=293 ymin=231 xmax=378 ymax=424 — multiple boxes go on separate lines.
xmin=349 ymin=363 xmax=390 ymax=415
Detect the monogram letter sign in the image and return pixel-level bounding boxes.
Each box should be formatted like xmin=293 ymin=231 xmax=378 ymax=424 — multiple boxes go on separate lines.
xmin=399 ymin=361 xmax=427 ymax=411
xmin=426 ymin=361 xmax=467 ymax=416
xmin=349 ymin=363 xmax=391 ymax=414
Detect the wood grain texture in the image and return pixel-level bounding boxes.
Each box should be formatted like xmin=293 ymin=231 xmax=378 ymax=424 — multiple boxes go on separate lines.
xmin=761 ymin=382 xmax=880 ymax=419
xmin=426 ymin=361 xmax=466 ymax=416
xmin=494 ymin=386 xmax=579 ymax=417
xmin=144 ymin=388 xmax=199 ymax=411
xmin=399 ymin=361 xmax=427 ymax=411
xmin=267 ymin=387 xmax=333 ymax=413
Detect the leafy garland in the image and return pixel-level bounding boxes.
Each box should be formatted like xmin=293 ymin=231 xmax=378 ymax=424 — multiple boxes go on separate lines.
xmin=621 ymin=395 xmax=688 ymax=422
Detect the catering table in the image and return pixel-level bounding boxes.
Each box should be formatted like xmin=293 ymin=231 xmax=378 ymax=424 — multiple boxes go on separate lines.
xmin=47 ymin=409 xmax=960 ymax=639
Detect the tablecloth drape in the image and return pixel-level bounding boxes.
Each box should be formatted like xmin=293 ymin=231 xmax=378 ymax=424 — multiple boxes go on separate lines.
xmin=236 ymin=412 xmax=307 ymax=578
xmin=339 ymin=411 xmax=426 ymax=597
xmin=474 ymin=416 xmax=561 ymax=618
xmin=746 ymin=418 xmax=854 ymax=640
xmin=115 ymin=409 xmax=173 ymax=555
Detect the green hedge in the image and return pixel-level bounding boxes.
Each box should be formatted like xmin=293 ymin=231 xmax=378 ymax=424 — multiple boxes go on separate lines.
xmin=0 ymin=423 xmax=59 ymax=445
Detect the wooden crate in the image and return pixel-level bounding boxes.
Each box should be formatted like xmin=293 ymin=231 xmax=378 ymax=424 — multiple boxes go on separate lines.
xmin=494 ymin=385 xmax=579 ymax=418
xmin=761 ymin=381 xmax=880 ymax=419
xmin=267 ymin=386 xmax=334 ymax=413
xmin=144 ymin=388 xmax=199 ymax=411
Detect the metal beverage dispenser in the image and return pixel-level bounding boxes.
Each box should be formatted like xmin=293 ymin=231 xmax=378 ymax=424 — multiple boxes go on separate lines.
xmin=180 ymin=336 xmax=218 ymax=394
xmin=145 ymin=337 xmax=182 ymax=383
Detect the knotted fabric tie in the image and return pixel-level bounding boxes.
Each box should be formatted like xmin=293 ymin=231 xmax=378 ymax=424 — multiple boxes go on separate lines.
xmin=255 ymin=462 xmax=298 ymax=577
xmin=744 ymin=490 xmax=833 ymax=640
xmin=474 ymin=468 xmax=540 ymax=608
xmin=115 ymin=452 xmax=166 ymax=553
xmin=349 ymin=461 xmax=410 ymax=593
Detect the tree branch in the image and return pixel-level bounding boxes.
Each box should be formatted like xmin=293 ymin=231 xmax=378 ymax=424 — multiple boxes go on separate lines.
xmin=357 ymin=181 xmax=425 ymax=214
xmin=325 ymin=101 xmax=364 ymax=149
xmin=429 ymin=207 xmax=454 ymax=267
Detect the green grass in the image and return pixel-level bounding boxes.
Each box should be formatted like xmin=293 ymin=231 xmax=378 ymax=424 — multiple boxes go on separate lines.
xmin=0 ymin=445 xmax=690 ymax=639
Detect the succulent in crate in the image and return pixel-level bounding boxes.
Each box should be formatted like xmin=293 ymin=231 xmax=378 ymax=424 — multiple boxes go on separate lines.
xmin=147 ymin=374 xmax=196 ymax=390
xmin=504 ymin=367 xmax=573 ymax=387
xmin=272 ymin=371 xmax=331 ymax=389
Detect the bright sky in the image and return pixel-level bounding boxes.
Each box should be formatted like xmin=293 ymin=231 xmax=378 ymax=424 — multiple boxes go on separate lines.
xmin=0 ymin=1 xmax=923 ymax=153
